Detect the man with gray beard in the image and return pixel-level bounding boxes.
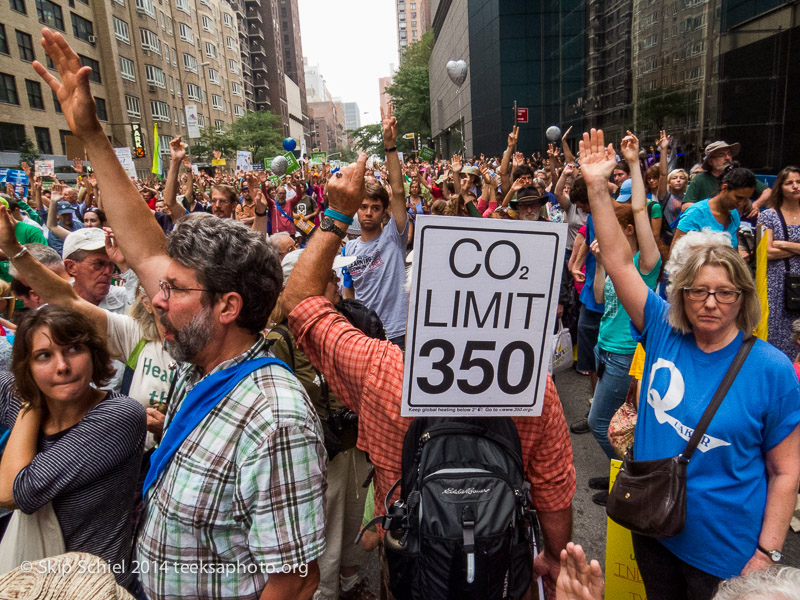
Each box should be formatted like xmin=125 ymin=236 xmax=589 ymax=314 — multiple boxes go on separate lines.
xmin=35 ymin=28 xmax=326 ymax=600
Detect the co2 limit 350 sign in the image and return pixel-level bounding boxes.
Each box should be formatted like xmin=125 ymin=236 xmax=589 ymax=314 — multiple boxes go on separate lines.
xmin=402 ymin=216 xmax=566 ymax=417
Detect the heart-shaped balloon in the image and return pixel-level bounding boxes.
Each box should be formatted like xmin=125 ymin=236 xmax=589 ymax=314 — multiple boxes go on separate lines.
xmin=446 ymin=60 xmax=468 ymax=87
xmin=270 ymin=155 xmax=288 ymax=177
xmin=546 ymin=126 xmax=562 ymax=142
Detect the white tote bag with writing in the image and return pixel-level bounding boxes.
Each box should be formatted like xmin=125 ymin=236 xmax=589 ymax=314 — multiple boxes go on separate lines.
xmin=0 ymin=502 xmax=66 ymax=574
xmin=549 ymin=319 xmax=574 ymax=374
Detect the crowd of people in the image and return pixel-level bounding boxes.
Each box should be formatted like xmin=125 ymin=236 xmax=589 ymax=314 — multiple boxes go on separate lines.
xmin=0 ymin=26 xmax=799 ymax=600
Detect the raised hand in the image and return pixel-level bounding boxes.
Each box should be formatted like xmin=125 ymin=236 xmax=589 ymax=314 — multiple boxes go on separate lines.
xmin=71 ymin=157 xmax=83 ymax=174
xmin=512 ymin=152 xmax=524 ymax=170
xmin=619 ymin=130 xmax=640 ymax=163
xmin=563 ymin=162 xmax=576 ymax=177
xmin=20 ymin=162 xmax=32 ymax=179
xmin=451 ymin=154 xmax=462 ymax=174
xmin=0 ymin=207 xmax=22 ymax=256
xmin=657 ymin=130 xmax=671 ymax=152
xmin=33 ymin=28 xmax=103 ymax=140
xmin=51 ymin=182 xmax=64 ymax=200
xmin=327 ymin=154 xmax=368 ymax=218
xmin=4 ymin=183 xmax=15 ymax=199
xmin=577 ymin=129 xmax=617 ymax=186
xmin=169 ymin=136 xmax=186 ymax=164
xmin=103 ymin=227 xmax=127 ymax=269
xmin=380 ymin=104 xmax=398 ymax=148
xmin=507 ymin=125 xmax=519 ymax=148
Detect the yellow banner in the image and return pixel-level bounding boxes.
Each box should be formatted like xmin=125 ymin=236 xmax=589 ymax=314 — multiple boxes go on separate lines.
xmin=211 ymin=158 xmax=227 ymax=166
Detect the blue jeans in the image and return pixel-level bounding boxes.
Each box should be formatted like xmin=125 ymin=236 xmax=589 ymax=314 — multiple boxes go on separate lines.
xmin=588 ymin=347 xmax=633 ymax=460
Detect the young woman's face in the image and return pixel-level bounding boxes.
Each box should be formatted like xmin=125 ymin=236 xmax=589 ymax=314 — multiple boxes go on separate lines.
xmin=669 ymin=172 xmax=687 ymax=190
xmin=29 ymin=326 xmax=94 ymax=404
xmin=83 ymin=212 xmax=102 ymax=228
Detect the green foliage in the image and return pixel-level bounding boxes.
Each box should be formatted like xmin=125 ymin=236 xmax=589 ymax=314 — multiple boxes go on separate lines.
xmin=348 ymin=124 xmax=384 ymax=157
xmin=18 ymin=137 xmax=41 ymax=167
xmin=636 ymin=86 xmax=698 ymax=133
xmin=189 ymin=110 xmax=283 ymax=164
xmin=386 ymin=31 xmax=433 ymax=153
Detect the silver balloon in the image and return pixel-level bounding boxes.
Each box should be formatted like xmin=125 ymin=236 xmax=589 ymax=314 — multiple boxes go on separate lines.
xmin=270 ymin=155 xmax=288 ymax=177
xmin=446 ymin=59 xmax=468 ymax=87
xmin=546 ymin=126 xmax=562 ymax=142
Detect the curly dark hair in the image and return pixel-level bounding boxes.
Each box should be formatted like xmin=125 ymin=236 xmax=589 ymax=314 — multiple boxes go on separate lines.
xmin=12 ymin=305 xmax=114 ymax=409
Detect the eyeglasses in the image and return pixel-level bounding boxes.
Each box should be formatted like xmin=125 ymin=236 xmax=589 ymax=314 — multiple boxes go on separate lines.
xmin=682 ymin=287 xmax=742 ymax=304
xmin=211 ymin=197 xmax=234 ymax=205
xmin=158 ymin=280 xmax=211 ymax=300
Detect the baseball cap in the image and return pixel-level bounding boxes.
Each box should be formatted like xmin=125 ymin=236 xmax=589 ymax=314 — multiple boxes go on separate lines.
xmin=280 ymin=249 xmax=357 ymax=288
xmin=461 ymin=165 xmax=479 ymax=176
xmin=704 ymin=141 xmax=740 ymax=159
xmin=616 ymin=178 xmax=632 ymax=203
xmin=63 ymin=227 xmax=106 ymax=260
xmin=56 ymin=201 xmax=75 ymax=215
xmin=347 ymin=212 xmax=361 ymax=237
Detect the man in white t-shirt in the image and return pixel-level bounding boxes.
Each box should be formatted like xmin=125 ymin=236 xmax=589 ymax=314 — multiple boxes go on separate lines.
xmin=343 ymin=107 xmax=409 ymax=349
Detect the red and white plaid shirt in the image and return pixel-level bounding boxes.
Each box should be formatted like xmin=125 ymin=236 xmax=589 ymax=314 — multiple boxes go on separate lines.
xmin=290 ymin=296 xmax=576 ymax=518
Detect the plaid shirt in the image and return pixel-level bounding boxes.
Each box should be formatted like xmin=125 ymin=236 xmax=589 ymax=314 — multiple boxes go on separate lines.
xmin=290 ymin=296 xmax=576 ymax=521
xmin=136 ymin=337 xmax=326 ymax=600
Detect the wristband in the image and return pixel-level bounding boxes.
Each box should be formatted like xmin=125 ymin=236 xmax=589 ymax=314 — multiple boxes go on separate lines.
xmin=324 ymin=208 xmax=354 ymax=225
xmin=10 ymin=246 xmax=28 ymax=261
xmin=254 ymin=209 xmax=267 ymax=217
xmin=384 ymin=146 xmax=397 ymax=153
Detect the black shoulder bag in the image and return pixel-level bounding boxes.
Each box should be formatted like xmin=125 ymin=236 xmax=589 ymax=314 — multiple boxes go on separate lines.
xmin=775 ymin=209 xmax=800 ymax=312
xmin=606 ymin=336 xmax=755 ymax=538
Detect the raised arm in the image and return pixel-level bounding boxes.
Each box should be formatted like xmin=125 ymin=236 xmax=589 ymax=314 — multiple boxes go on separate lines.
xmin=381 ymin=106 xmax=407 ymax=234
xmin=34 ymin=27 xmax=168 ymax=301
xmin=580 ymin=129 xmax=649 ymax=332
xmin=656 ymin=130 xmax=669 ymax=200
xmin=561 ymin=126 xmax=575 ymax=165
xmin=499 ymin=126 xmax=518 ymax=196
xmin=621 ymin=132 xmax=660 ymax=275
xmin=163 ymin=137 xmax=188 ymax=222
xmin=554 ymin=163 xmax=576 ymax=209
xmin=45 ymin=182 xmax=71 ymax=240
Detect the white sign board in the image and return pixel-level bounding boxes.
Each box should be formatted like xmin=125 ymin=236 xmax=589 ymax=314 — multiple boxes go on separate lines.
xmin=236 ymin=150 xmax=253 ymax=172
xmin=402 ymin=216 xmax=566 ymax=417
xmin=185 ymin=104 xmax=201 ymax=139
xmin=113 ymin=147 xmax=137 ymax=179
xmin=34 ymin=160 xmax=54 ymax=177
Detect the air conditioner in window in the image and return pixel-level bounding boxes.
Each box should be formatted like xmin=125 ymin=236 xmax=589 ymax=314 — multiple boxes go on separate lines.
xmin=148 ymin=84 xmax=157 ymax=92
xmin=143 ymin=49 xmax=150 ymax=56
xmin=88 ymin=36 xmax=98 ymax=44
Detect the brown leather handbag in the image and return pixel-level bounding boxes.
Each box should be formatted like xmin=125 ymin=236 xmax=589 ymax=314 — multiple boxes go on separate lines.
xmin=606 ymin=336 xmax=755 ymax=538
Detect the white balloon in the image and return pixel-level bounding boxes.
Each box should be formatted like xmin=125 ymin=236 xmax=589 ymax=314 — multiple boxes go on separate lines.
xmin=270 ymin=155 xmax=288 ymax=177
xmin=546 ymin=126 xmax=562 ymax=142
xmin=446 ymin=59 xmax=468 ymax=87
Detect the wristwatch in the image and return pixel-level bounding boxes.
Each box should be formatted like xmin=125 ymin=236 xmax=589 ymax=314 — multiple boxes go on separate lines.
xmin=757 ymin=544 xmax=783 ymax=563
xmin=320 ymin=215 xmax=347 ymax=239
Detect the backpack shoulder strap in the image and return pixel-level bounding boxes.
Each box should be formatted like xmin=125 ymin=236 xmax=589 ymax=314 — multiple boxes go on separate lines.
xmin=268 ymin=322 xmax=296 ymax=371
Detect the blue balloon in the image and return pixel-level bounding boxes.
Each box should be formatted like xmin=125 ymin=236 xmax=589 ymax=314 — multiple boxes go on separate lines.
xmin=283 ymin=138 xmax=297 ymax=152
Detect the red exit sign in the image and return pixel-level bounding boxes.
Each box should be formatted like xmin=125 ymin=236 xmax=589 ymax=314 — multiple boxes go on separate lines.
xmin=516 ymin=107 xmax=529 ymax=123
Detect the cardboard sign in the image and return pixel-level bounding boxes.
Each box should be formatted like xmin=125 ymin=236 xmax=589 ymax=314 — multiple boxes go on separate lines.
xmin=131 ymin=124 xmax=146 ymax=158
xmin=310 ymin=151 xmax=327 ymax=165
xmin=418 ymin=146 xmax=435 ymax=162
xmin=284 ymin=151 xmax=300 ymax=175
xmin=402 ymin=216 xmax=566 ymax=416
xmin=605 ymin=460 xmax=648 ymax=599
xmin=236 ymin=150 xmax=253 ymax=172
xmin=34 ymin=160 xmax=55 ymax=177
xmin=268 ymin=175 xmax=280 ymax=187
xmin=0 ymin=169 xmax=29 ymax=186
xmin=185 ymin=104 xmax=201 ymax=139
xmin=113 ymin=147 xmax=137 ymax=179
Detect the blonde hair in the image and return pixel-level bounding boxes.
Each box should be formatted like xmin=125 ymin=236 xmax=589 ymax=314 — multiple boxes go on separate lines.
xmin=668 ymin=169 xmax=689 ymax=193
xmin=666 ymin=243 xmax=760 ymax=335
xmin=665 ymin=229 xmax=733 ymax=294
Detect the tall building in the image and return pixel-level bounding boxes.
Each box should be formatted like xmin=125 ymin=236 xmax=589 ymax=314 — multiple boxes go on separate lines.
xmin=277 ymin=0 xmax=310 ymax=147
xmin=342 ymin=102 xmax=361 ymax=131
xmin=429 ymin=0 xmax=585 ymax=157
xmin=304 ymin=58 xmax=329 ymax=102
xmin=0 ymin=0 xmax=245 ymax=177
xmin=396 ymin=0 xmax=431 ymax=54
xmin=308 ymin=99 xmax=346 ymax=152
xmin=229 ymin=0 xmax=255 ymax=111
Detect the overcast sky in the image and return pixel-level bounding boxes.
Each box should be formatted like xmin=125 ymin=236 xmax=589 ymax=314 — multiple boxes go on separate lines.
xmin=298 ymin=0 xmax=399 ymax=127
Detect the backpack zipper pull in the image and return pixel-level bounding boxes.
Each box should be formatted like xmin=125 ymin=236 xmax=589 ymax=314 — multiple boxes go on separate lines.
xmin=461 ymin=505 xmax=476 ymax=584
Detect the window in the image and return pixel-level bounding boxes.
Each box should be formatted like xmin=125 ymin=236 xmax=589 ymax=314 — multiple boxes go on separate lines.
xmin=178 ymin=22 xmax=193 ymax=43
xmin=36 ymin=0 xmax=64 ymax=30
xmin=71 ymin=12 xmax=94 ymax=42
xmin=643 ymin=33 xmax=658 ymax=49
xmin=223 ymin=13 xmax=232 ymax=28
xmin=140 ymin=28 xmax=160 ymax=54
xmin=207 ymin=68 xmax=219 ymax=84
xmin=205 ymin=42 xmax=216 ymax=58
xmin=228 ymin=59 xmax=238 ymax=74
xmin=135 ymin=0 xmax=155 ymax=18
xmin=226 ymin=36 xmax=235 ymax=51
xmin=163 ymin=44 xmax=170 ymax=63
xmin=172 ymin=106 xmax=178 ymax=125
xmin=175 ymin=0 xmax=189 ymax=14
xmin=214 ymin=119 xmax=224 ymax=132
xmin=125 ymin=94 xmax=140 ymax=117
xmin=145 ymin=64 xmax=166 ymax=87
xmin=0 ymin=73 xmax=19 ymax=104
xmin=59 ymin=129 xmax=70 ymax=153
xmin=10 ymin=0 xmax=26 ymax=14
xmin=0 ymin=25 xmax=8 ymax=55
xmin=231 ymin=81 xmax=241 ymax=96
xmin=94 ymin=97 xmax=106 ymax=120
xmin=201 ymin=15 xmax=213 ymax=32
xmin=52 ymin=89 xmax=61 ymax=112
xmin=166 ymin=16 xmax=172 ymax=34
xmin=75 ymin=54 xmax=100 ymax=83
xmin=197 ymin=113 xmax=205 ymax=127
xmin=26 ymin=79 xmax=43 ymax=109
xmin=120 ymin=56 xmax=135 ymax=80
xmin=112 ymin=0 xmax=124 ymax=5
xmin=183 ymin=53 xmax=197 ymax=73
xmin=234 ymin=104 xmax=243 ymax=117
xmin=0 ymin=122 xmax=26 ymax=151
xmin=186 ymin=82 xmax=201 ymax=100
xmin=113 ymin=16 xmax=130 ymax=43
xmin=150 ymin=100 xmax=170 ymax=121
xmin=211 ymin=94 xmax=222 ymax=109
xmin=180 ymin=110 xmax=185 ymax=127
xmin=411 ymin=20 xmax=416 ymax=27
xmin=34 ymin=126 xmax=52 ymax=153
xmin=168 ymin=75 xmax=173 ymax=93
xmin=16 ymin=30 xmax=35 ymax=61
xmin=159 ymin=10 xmax=164 ymax=28
xmin=158 ymin=134 xmax=171 ymax=153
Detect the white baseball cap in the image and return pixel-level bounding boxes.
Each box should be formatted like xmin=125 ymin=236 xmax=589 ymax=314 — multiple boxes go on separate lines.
xmin=63 ymin=227 xmax=106 ymax=260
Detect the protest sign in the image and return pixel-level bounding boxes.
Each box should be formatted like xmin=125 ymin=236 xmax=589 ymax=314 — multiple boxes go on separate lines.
xmin=185 ymin=105 xmax=201 ymax=139
xmin=113 ymin=148 xmax=137 ymax=179
xmin=236 ymin=150 xmax=253 ymax=172
xmin=34 ymin=160 xmax=55 ymax=177
xmin=284 ymin=151 xmax=300 ymax=175
xmin=310 ymin=151 xmax=327 ymax=165
xmin=418 ymin=146 xmax=435 ymax=162
xmin=402 ymin=216 xmax=566 ymax=416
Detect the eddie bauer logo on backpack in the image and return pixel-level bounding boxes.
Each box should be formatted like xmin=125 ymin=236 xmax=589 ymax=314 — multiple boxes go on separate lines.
xmin=358 ymin=417 xmax=540 ymax=600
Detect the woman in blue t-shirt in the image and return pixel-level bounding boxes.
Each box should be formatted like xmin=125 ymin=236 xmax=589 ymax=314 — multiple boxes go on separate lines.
xmin=580 ymin=129 xmax=800 ymax=600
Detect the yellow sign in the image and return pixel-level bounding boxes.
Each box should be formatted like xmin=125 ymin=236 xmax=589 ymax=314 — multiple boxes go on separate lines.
xmin=605 ymin=460 xmax=648 ymax=600
xmin=403 ymin=133 xmax=415 ymax=140
xmin=212 ymin=158 xmax=227 ymax=166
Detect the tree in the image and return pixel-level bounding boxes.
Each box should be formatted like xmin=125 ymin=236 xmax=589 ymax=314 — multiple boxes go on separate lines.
xmin=190 ymin=110 xmax=283 ymax=165
xmin=636 ymin=86 xmax=698 ymax=134
xmin=386 ymin=31 xmax=433 ymax=153
xmin=18 ymin=137 xmax=41 ymax=167
xmin=348 ymin=124 xmax=384 ymax=158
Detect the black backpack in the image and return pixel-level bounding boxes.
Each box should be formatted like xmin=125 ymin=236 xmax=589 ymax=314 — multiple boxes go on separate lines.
xmin=370 ymin=417 xmax=537 ymax=600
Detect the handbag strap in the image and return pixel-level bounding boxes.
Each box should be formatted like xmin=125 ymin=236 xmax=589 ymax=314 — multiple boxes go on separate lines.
xmin=682 ymin=336 xmax=755 ymax=461
xmin=775 ymin=209 xmax=792 ymax=273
